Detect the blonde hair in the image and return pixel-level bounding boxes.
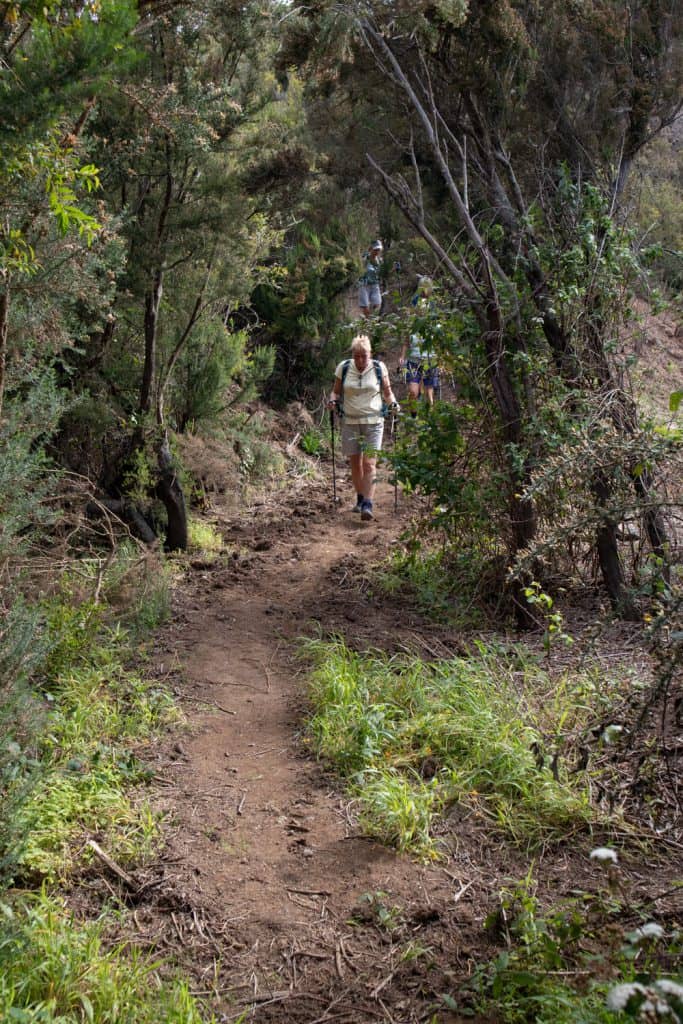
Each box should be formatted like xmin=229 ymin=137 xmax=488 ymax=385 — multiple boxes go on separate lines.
xmin=350 ymin=334 xmax=372 ymax=354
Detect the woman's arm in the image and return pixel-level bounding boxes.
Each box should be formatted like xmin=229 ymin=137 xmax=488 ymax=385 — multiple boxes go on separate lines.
xmin=328 ymin=375 xmax=342 ymax=409
xmin=381 ymin=365 xmax=397 ymax=405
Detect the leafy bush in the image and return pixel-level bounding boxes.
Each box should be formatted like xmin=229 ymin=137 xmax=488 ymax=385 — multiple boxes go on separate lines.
xmin=0 ymin=601 xmax=49 ymax=887
xmin=299 ymin=427 xmax=329 ymax=457
xmin=0 ymin=371 xmax=67 ymax=570
xmin=467 ymin=862 xmax=683 ymax=1024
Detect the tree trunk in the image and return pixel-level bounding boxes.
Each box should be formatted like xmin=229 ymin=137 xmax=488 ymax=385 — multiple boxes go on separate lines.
xmin=87 ymin=498 xmax=157 ymax=546
xmin=157 ymin=431 xmax=187 ymax=551
xmin=140 ymin=269 xmax=163 ymax=415
xmin=592 ymin=471 xmax=639 ymax=618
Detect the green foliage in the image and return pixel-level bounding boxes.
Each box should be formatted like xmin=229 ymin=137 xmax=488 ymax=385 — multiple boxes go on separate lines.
xmin=0 ymin=891 xmax=211 ymax=1024
xmin=353 ymin=891 xmax=404 ymax=933
xmin=187 ymin=518 xmax=224 ymax=554
xmin=0 ymin=2 xmax=139 ymax=149
xmin=299 ymin=426 xmax=329 ymax=457
xmin=171 ymin=321 xmax=275 ymax=432
xmin=301 ymin=639 xmax=622 ymax=857
xmin=0 ymin=601 xmax=49 ymax=887
xmin=253 ymin=222 xmax=357 ymax=403
xmin=378 ymin=542 xmax=511 ymax=627
xmin=228 ymin=412 xmax=285 ymax=485
xmin=12 ymin=611 xmax=176 ymax=880
xmin=0 ymin=372 xmax=67 ymax=569
xmin=69 ymin=543 xmax=173 ymax=639
xmin=467 ymin=865 xmax=683 ymax=1024
xmin=357 ymin=768 xmax=442 ymax=859
xmin=523 ymin=582 xmax=574 ymax=657
xmin=627 ymin=131 xmax=683 ymax=292
xmin=392 ymin=405 xmax=505 ymax=540
xmin=0 ymin=546 xmax=178 ymax=884
xmin=40 ymin=597 xmax=104 ymax=684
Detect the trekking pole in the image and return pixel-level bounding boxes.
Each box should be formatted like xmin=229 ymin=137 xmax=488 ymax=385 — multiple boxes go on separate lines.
xmin=393 ymin=261 xmax=403 ymax=302
xmin=330 ymin=406 xmax=338 ymax=505
xmin=392 ymin=411 xmax=399 ymax=513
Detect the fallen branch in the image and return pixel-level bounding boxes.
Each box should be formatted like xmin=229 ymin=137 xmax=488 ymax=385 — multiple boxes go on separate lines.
xmin=86 ymin=839 xmax=137 ymax=890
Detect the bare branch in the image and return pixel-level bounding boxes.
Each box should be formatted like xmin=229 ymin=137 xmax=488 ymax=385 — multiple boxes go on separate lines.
xmin=366 ymin=152 xmax=481 ymax=310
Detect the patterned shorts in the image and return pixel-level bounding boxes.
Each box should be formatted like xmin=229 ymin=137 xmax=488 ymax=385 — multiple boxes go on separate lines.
xmin=405 ymin=360 xmax=440 ymax=388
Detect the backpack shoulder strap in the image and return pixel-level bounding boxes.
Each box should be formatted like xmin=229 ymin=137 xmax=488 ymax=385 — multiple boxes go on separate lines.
xmin=341 ymin=358 xmax=383 ymax=391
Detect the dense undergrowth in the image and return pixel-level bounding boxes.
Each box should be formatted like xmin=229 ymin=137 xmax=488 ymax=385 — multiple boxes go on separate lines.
xmin=0 ymin=541 xmax=215 ymax=1023
xmin=302 ymin=632 xmax=683 ymax=1022
xmin=466 ymin=869 xmax=683 ymax=1023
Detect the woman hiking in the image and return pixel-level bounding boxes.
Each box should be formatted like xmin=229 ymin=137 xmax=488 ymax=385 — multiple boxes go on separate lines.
xmin=328 ymin=334 xmax=399 ymax=521
xmin=357 ymin=239 xmax=384 ymax=317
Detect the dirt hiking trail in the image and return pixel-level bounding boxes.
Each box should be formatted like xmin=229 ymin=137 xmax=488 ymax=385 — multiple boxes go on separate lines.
xmin=131 ymin=431 xmax=676 ymax=1024
xmin=142 ymin=462 xmax=499 ymax=1024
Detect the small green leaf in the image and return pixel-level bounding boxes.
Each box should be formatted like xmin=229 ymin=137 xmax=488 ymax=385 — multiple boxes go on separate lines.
xmin=669 ymin=390 xmax=682 ymax=413
xmin=80 ymin=993 xmax=95 ymax=1023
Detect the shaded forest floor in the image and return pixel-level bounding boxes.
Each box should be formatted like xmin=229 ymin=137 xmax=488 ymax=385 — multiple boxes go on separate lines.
xmin=81 ymin=444 xmax=680 ymax=1024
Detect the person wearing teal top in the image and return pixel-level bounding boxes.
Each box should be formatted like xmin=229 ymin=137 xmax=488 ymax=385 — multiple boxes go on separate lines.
xmin=399 ymin=276 xmax=440 ymax=412
xmin=358 ymin=239 xmax=383 ymax=316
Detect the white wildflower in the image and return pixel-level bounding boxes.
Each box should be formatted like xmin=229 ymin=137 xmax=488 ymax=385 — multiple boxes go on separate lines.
xmin=629 ymin=922 xmax=665 ymax=943
xmin=602 ymin=724 xmax=624 ymax=744
xmin=654 ymin=979 xmax=683 ymax=999
xmin=606 ymin=982 xmax=647 ymax=1011
xmin=590 ymin=846 xmax=618 ymax=864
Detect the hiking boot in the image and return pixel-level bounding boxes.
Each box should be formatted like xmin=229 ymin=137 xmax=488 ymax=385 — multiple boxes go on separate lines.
xmin=360 ymin=500 xmax=374 ymax=522
xmin=351 ymin=496 xmax=364 ymax=513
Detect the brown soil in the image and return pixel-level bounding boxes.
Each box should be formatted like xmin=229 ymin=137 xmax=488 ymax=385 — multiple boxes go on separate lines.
xmin=142 ymin=468 xmax=495 ymax=1023
xmin=90 ymin=432 xmax=678 ymax=1024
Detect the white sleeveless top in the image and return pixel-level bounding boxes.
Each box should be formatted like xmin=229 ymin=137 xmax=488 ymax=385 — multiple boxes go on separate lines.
xmin=336 ymin=359 xmax=386 ymax=424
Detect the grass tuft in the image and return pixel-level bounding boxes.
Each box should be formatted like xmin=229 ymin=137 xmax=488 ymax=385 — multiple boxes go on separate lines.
xmin=0 ymin=891 xmax=212 ymax=1023
xmin=303 ymin=638 xmax=619 ymax=857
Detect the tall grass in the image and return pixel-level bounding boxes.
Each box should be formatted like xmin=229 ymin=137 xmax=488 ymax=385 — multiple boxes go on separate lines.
xmin=0 ymin=891 xmax=211 ymax=1023
xmin=0 ymin=549 xmax=213 ymax=1020
xmin=13 ymin=624 xmax=179 ymax=882
xmin=303 ymin=638 xmax=618 ymax=857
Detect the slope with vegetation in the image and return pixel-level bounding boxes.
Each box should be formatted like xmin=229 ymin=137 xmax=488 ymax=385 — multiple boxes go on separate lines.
xmin=0 ymin=1 xmax=681 ymax=1022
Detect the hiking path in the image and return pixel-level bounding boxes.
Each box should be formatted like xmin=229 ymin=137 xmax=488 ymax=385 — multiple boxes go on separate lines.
xmin=140 ymin=458 xmax=490 ymax=1024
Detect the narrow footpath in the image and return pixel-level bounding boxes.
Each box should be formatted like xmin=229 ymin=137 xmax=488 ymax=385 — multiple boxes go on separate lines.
xmin=140 ymin=465 xmax=491 ymax=1024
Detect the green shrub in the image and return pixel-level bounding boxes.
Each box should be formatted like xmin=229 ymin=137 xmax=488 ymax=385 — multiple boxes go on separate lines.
xmin=0 ymin=600 xmax=49 ymax=886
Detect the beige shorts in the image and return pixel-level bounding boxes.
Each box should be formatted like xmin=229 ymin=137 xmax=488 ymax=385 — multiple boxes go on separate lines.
xmin=341 ymin=420 xmax=384 ymax=456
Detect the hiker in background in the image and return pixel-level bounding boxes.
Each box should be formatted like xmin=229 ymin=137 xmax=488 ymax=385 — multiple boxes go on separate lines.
xmin=399 ymin=276 xmax=440 ymax=415
xmin=358 ymin=239 xmax=383 ymax=317
xmin=328 ymin=333 xmax=399 ymax=521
